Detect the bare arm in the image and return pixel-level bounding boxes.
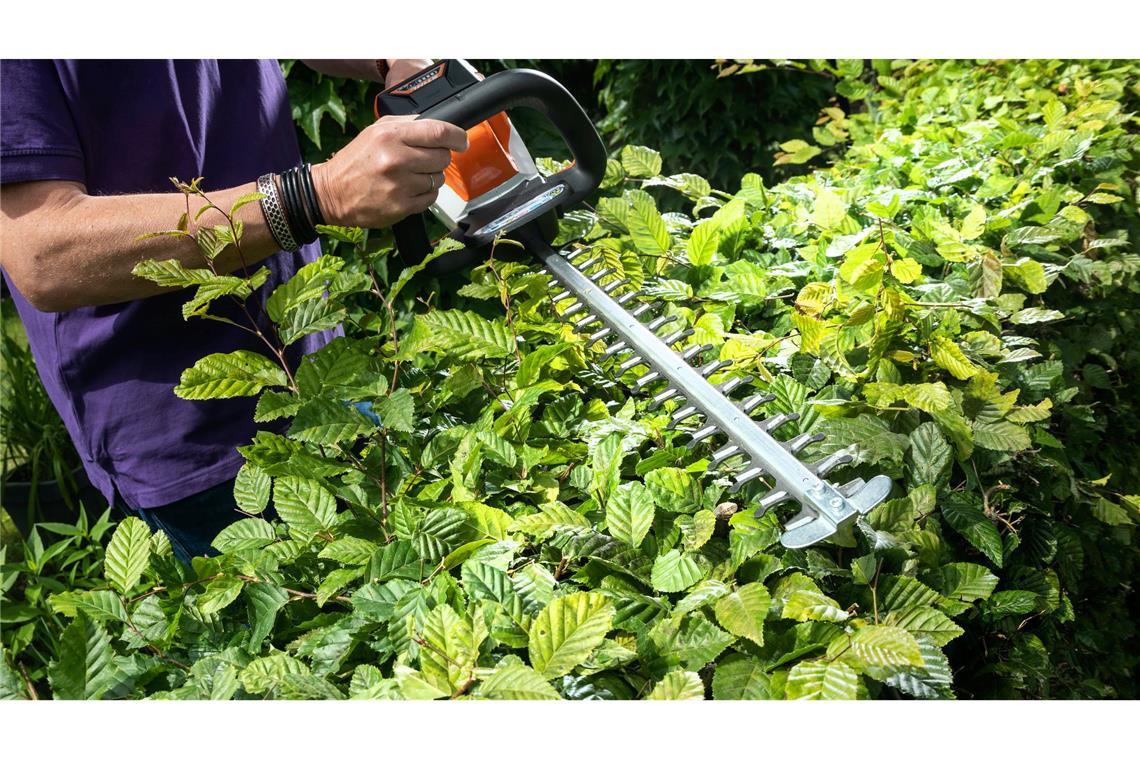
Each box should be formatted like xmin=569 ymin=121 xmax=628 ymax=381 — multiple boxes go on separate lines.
xmin=0 ymin=179 xmax=278 ymax=311
xmin=0 ymin=118 xmax=467 ymax=313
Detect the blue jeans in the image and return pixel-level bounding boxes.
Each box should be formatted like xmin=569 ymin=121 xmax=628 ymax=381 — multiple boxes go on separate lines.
xmin=118 ymin=479 xmax=245 ymax=564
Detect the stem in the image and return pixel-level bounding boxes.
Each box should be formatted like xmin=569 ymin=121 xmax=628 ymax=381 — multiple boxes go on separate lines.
xmin=17 ymin=661 xmax=38 ymax=700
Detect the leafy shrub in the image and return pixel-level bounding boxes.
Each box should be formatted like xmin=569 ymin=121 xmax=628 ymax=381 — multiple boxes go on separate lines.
xmin=3 ymin=59 xmax=1138 ymax=700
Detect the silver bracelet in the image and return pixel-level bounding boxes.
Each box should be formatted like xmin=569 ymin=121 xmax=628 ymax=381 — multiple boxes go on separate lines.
xmin=257 ymin=173 xmax=300 ymax=252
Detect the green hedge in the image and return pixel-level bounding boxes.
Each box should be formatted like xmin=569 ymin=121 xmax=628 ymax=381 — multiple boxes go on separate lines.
xmin=2 ymin=59 xmax=1137 ymax=700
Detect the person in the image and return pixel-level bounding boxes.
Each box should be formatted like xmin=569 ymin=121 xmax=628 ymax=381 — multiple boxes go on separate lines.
xmin=0 ymin=59 xmax=468 ymax=562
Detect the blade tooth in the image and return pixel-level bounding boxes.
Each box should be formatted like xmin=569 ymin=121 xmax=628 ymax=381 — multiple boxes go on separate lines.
xmin=603 ymin=400 xmax=622 ymax=411
xmin=812 ymin=450 xmax=854 ymax=477
xmin=754 ymin=488 xmax=791 ymax=516
xmin=602 ymin=278 xmax=630 ymax=294
xmin=699 ymin=359 xmax=732 ymax=378
xmin=729 ymin=466 xmax=766 ymax=493
xmin=550 ymin=291 xmax=573 ymax=303
xmin=566 ymin=250 xmax=588 ymax=262
xmin=618 ymin=355 xmax=646 ymax=372
xmin=602 ymin=340 xmax=629 ymax=357
xmin=616 ymin=291 xmax=641 ymax=306
xmin=649 ymin=387 xmax=680 ymax=410
xmin=575 ymin=256 xmax=600 ymax=271
xmin=660 ymin=327 xmax=694 ymax=346
xmin=562 ymin=302 xmax=586 ymax=318
xmin=630 ymin=303 xmax=655 ymax=318
xmin=573 ymin=315 xmax=601 ymax=332
xmin=785 ymin=432 xmax=825 ymax=455
xmin=741 ymin=392 xmax=776 ymax=414
xmin=717 ymin=375 xmax=753 ymax=395
xmin=779 ymin=513 xmax=838 ymax=550
xmin=667 ymin=406 xmax=700 ymax=429
xmin=680 ymin=343 xmax=713 ymax=362
xmin=760 ymin=411 xmax=800 ymax=432
xmin=689 ymin=424 xmax=720 ymax=444
xmin=536 ymin=268 xmax=549 ymax=276
xmin=846 ymin=474 xmax=893 ymax=515
xmin=711 ymin=444 xmax=742 ymax=464
xmin=647 ymin=314 xmax=678 ymax=332
xmin=587 ymin=327 xmax=613 ymax=342
xmin=589 ymin=267 xmax=615 ymax=282
xmin=634 ymin=371 xmax=662 ymax=390
xmin=840 ymin=478 xmax=867 ymax=497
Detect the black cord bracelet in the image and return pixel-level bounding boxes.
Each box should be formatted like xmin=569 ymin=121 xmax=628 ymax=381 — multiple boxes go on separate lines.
xmin=300 ymin=164 xmax=327 ymax=227
xmin=280 ymin=168 xmax=317 ymax=244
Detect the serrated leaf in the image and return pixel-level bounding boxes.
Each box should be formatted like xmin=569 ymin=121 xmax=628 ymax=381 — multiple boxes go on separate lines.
xmin=930 ymin=336 xmax=980 ymax=380
xmin=289 ymin=398 xmax=375 ymax=445
xmin=48 ymin=615 xmax=121 ymax=700
xmin=211 ymin=518 xmax=276 ymax=553
xmin=475 ymin=662 xmax=561 ymax=700
xmin=782 ymin=590 xmax=850 ymax=622
xmin=972 ymin=420 xmax=1031 ymax=452
xmin=418 ymin=605 xmax=477 ymax=694
xmin=712 ymin=655 xmax=772 ymax=700
xmin=417 ymin=310 xmax=514 ymax=360
xmin=528 ymin=591 xmax=615 ymax=679
xmin=941 ymin=495 xmax=1004 ymax=567
xmin=647 ymin=670 xmax=705 ymax=700
xmin=175 ymin=350 xmax=289 ymax=399
xmin=245 ymin=582 xmax=289 ymax=650
xmin=620 ymin=145 xmax=663 ymax=178
xmin=233 ymin=463 xmax=271 ymax=514
xmin=273 ymin=476 xmax=338 ymax=541
xmin=104 ymin=517 xmax=151 ymax=594
xmin=606 ymin=481 xmax=655 ymax=546
xmin=687 ymin=221 xmax=719 ymax=266
xmin=377 ymin=388 xmax=416 ymax=433
xmin=651 ymin=550 xmax=705 ymax=593
xmin=369 ymin=541 xmax=424 ymax=582
xmin=938 ymin=562 xmax=999 ymax=602
xmin=846 ymin=625 xmax=924 ymax=668
xmin=714 ymin=583 xmax=771 ymax=646
xmin=626 ymin=191 xmax=672 ymax=257
xmin=786 ymin=658 xmax=858 ymax=700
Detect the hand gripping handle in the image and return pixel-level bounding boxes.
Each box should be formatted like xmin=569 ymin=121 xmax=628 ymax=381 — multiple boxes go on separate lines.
xmin=418 ymin=68 xmax=608 ymax=208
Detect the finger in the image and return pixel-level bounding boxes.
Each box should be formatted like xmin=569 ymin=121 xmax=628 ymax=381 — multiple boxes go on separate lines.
xmin=400 ymin=119 xmax=469 ymax=152
xmin=399 ymin=146 xmax=455 ymax=174
xmin=377 ymin=114 xmax=417 ymax=126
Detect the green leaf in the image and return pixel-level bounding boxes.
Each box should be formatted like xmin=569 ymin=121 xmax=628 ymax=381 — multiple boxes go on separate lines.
xmin=174 ymin=350 xmax=289 ymax=399
xmin=318 ymin=537 xmax=379 ymax=566
xmin=687 ymin=221 xmax=719 ymax=266
xmin=908 ymin=422 xmax=952 ymax=488
xmin=875 ymin=635 xmax=953 ymax=699
xmin=812 ymin=187 xmax=847 ymax=229
xmin=930 ymin=336 xmax=980 ymax=380
xmin=782 ymin=590 xmax=849 ymax=622
xmin=233 ymin=463 xmax=272 ymax=514
xmin=528 ymin=591 xmax=615 ymax=679
xmin=131 ymin=258 xmax=215 ymax=288
xmin=104 ymin=517 xmax=151 ymax=594
xmin=48 ymin=615 xmax=121 ymax=700
xmin=845 ymin=625 xmax=924 ymax=668
xmin=651 ymin=550 xmax=705 ymax=593
xmin=273 ymin=476 xmax=338 ymax=541
xmin=626 ymin=190 xmax=672 ymax=257
xmin=890 ymin=257 xmax=923 ymax=283
xmin=418 ymin=604 xmax=477 ymax=694
xmin=941 ymin=495 xmax=1004 ymax=567
xmin=713 ymin=582 xmax=771 ymax=646
xmin=606 ymin=481 xmax=655 ymax=546
xmin=266 ymin=256 xmax=344 ymax=322
xmin=1010 ymin=307 xmax=1064 ymax=325
xmin=712 ymin=655 xmax=772 ymax=700
xmin=475 ymin=661 xmax=561 ymax=700
xmin=289 ymin=398 xmax=376 ymax=446
xmin=368 ymin=541 xmax=424 ymax=582
xmin=211 ymin=518 xmax=276 ymax=553
xmin=647 ymin=670 xmax=705 ymax=700
xmin=938 ymin=562 xmax=999 ymax=602
xmin=245 ymin=583 xmax=289 ymax=650
xmin=417 ymin=310 xmax=514 ymax=360
xmin=198 ymin=576 xmax=244 ymax=615
xmin=972 ymin=420 xmax=1031 ymax=452
xmin=377 ymin=388 xmax=416 ymax=433
xmin=785 ymin=658 xmax=858 ymax=700
xmin=620 ymin=145 xmax=663 ymax=178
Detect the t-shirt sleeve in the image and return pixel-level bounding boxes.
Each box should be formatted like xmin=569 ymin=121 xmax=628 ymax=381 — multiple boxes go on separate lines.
xmin=1 ymin=59 xmax=86 ymax=185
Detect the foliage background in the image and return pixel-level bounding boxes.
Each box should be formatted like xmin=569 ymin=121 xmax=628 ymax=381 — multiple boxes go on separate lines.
xmin=1 ymin=59 xmax=1138 ymax=700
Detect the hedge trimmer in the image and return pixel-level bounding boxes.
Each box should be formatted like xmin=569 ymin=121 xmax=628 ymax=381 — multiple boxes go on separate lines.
xmin=376 ymin=60 xmax=892 ymax=548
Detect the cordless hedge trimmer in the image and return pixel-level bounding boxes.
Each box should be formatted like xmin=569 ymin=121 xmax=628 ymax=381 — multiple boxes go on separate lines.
xmin=375 ymin=60 xmax=893 ymax=548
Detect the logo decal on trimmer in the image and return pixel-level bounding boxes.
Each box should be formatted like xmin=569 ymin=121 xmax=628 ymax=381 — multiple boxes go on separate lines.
xmin=390 ymin=62 xmax=447 ymax=95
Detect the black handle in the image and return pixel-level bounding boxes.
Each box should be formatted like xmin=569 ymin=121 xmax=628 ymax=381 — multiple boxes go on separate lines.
xmin=418 ymin=68 xmax=607 ymax=207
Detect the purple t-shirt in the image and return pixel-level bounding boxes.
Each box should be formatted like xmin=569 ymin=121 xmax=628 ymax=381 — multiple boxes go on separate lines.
xmin=0 ymin=60 xmax=332 ymax=509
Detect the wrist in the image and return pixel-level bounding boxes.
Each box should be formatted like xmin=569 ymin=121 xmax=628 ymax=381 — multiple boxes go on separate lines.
xmin=310 ymin=161 xmax=344 ymax=226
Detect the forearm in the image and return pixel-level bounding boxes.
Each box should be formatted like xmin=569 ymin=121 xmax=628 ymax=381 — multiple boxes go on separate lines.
xmin=0 ymin=180 xmax=282 ymax=312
